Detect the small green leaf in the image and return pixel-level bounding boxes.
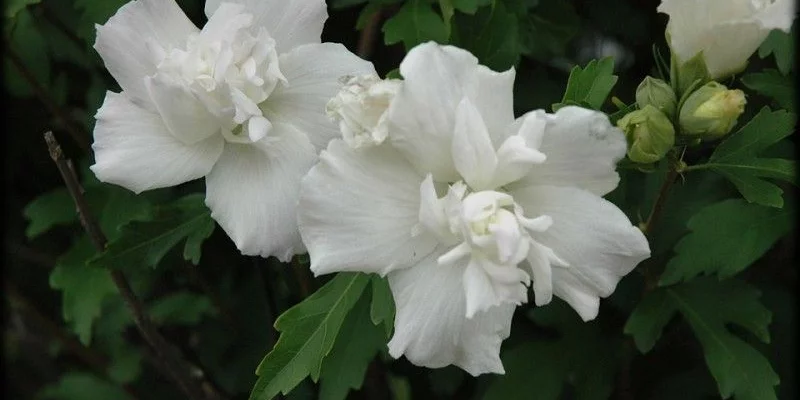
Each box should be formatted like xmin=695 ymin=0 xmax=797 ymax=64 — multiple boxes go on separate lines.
xmin=24 ymin=189 xmax=76 ymax=238
xmin=39 ymin=372 xmax=133 ymax=400
xmin=758 ymin=28 xmax=795 ymax=75
xmin=553 ymin=57 xmax=618 ymax=111
xmin=250 ymin=272 xmax=371 ymax=400
xmin=452 ymin=1 xmax=521 ymax=71
xmin=659 ymin=199 xmax=793 ymax=285
xmin=148 ymin=291 xmax=214 ymax=326
xmin=625 ymin=278 xmax=778 ymax=400
xmin=90 ymin=194 xmax=214 ymax=269
xmin=701 ymin=107 xmax=797 ymax=207
xmin=741 ymin=69 xmax=795 ymax=109
xmin=319 ymin=289 xmax=386 ymax=400
xmin=382 ymin=0 xmax=448 ymax=51
xmin=4 ymin=8 xmax=50 ymax=98
xmin=49 ymin=237 xmax=117 ymax=345
xmin=369 ymin=275 xmax=395 ymax=337
xmin=517 ymin=1 xmax=580 ymax=61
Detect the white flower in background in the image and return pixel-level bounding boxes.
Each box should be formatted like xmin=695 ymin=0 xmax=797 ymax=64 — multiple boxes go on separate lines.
xmin=658 ymin=0 xmax=795 ymax=78
xmin=90 ymin=0 xmax=374 ymax=261
xmin=298 ymin=42 xmax=650 ymax=375
xmin=326 ymin=74 xmax=402 ymax=149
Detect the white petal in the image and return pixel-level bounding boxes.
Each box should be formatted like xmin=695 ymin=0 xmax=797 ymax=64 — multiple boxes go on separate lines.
xmin=94 ymin=0 xmax=198 ymax=106
xmin=508 ymin=106 xmax=626 ymax=197
xmin=387 ymin=250 xmax=514 ymax=375
xmin=452 ymin=98 xmax=498 ymax=191
xmin=204 ymin=0 xmax=327 ymax=54
xmin=473 ymin=66 xmax=516 ymax=146
xmin=387 ymin=42 xmax=481 ymax=182
xmin=463 ymin=258 xmax=529 ymax=319
xmin=298 ymin=141 xmax=437 ymax=276
xmin=264 ymin=43 xmax=376 ymax=151
xmin=90 ymin=92 xmax=223 ymax=193
xmin=204 ymin=123 xmax=316 ymax=261
xmin=511 ymin=185 xmax=650 ymax=321
xmin=143 ymin=75 xmax=221 ymax=144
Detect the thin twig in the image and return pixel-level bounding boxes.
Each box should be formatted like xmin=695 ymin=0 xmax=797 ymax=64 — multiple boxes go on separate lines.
xmin=7 ymin=47 xmax=91 ymax=153
xmin=44 ymin=131 xmax=225 ymax=400
xmin=357 ymin=9 xmax=382 ymax=59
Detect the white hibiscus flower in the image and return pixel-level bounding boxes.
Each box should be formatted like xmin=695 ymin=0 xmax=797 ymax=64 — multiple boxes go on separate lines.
xmin=659 ymin=0 xmax=795 ymax=79
xmin=90 ymin=0 xmax=374 ymax=261
xmin=298 ymin=43 xmax=650 ymax=375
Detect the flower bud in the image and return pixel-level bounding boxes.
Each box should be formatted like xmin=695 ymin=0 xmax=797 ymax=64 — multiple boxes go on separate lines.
xmin=326 ymin=74 xmax=402 ymax=149
xmin=678 ymin=82 xmax=746 ymax=140
xmin=636 ymin=76 xmax=677 ymax=117
xmin=617 ymin=105 xmax=675 ymax=164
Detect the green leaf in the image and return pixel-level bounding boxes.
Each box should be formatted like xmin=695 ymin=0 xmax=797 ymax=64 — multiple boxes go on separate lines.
xmin=39 ymin=372 xmax=133 ymax=400
xmin=758 ymin=28 xmax=795 ymax=75
xmin=4 ymin=0 xmax=40 ymax=19
xmin=701 ymin=107 xmax=797 ymax=207
xmin=49 ymin=237 xmax=117 ymax=345
xmin=148 ymin=291 xmax=214 ymax=326
xmin=483 ymin=341 xmax=568 ymax=400
xmin=90 ymin=194 xmax=214 ymax=269
xmin=741 ymin=69 xmax=795 ymax=109
xmin=486 ymin=300 xmax=620 ymax=400
xmin=382 ymin=0 xmax=448 ymax=51
xmin=553 ymin=57 xmax=618 ymax=111
xmin=24 ymin=189 xmax=77 ymax=238
xmin=319 ymin=289 xmax=386 ymax=400
xmin=369 ymin=275 xmax=395 ymax=337
xmin=517 ymin=1 xmax=580 ymax=61
xmin=452 ymin=1 xmax=520 ymax=71
xmin=670 ymin=51 xmax=710 ymax=98
xmin=73 ymin=0 xmax=128 ymax=44
xmin=659 ymin=199 xmax=793 ymax=285
xmin=250 ymin=272 xmax=371 ymax=400
xmin=625 ymin=278 xmax=778 ymax=400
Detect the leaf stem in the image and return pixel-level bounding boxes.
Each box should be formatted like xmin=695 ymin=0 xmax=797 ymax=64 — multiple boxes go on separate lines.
xmin=44 ymin=131 xmax=226 ymax=400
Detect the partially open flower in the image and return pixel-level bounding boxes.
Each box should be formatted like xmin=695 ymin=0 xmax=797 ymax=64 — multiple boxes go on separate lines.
xmin=679 ymin=82 xmax=747 ymax=140
xmin=659 ymin=0 xmax=795 ymax=79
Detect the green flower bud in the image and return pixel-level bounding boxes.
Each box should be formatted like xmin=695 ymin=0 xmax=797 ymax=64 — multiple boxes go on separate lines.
xmin=678 ymin=82 xmax=746 ymax=140
xmin=617 ymin=105 xmax=676 ymax=164
xmin=636 ymin=76 xmax=677 ymax=117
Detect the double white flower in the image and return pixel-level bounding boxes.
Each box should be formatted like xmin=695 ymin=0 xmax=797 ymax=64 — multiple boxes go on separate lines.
xmin=659 ymin=0 xmax=795 ymax=79
xmin=90 ymin=0 xmax=373 ymax=260
xmin=299 ymin=43 xmax=651 ymax=375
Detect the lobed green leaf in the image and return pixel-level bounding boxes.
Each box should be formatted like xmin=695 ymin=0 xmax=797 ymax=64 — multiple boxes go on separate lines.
xmin=250 ymin=272 xmax=370 ymax=400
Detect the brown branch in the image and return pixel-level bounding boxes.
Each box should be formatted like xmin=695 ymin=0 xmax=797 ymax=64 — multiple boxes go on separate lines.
xmin=44 ymin=131 xmax=226 ymax=400
xmin=6 ymin=47 xmax=91 ymax=153
xmin=357 ymin=9 xmax=383 ymax=59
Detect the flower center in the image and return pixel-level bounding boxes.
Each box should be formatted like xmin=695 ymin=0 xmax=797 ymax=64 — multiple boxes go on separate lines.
xmin=415 ymin=175 xmax=568 ymax=316
xmin=326 ymin=74 xmax=401 ymax=149
xmin=150 ymin=3 xmax=285 ymax=144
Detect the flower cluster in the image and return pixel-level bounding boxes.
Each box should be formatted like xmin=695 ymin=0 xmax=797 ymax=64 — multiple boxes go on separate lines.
xmin=90 ymin=0 xmax=790 ymax=377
